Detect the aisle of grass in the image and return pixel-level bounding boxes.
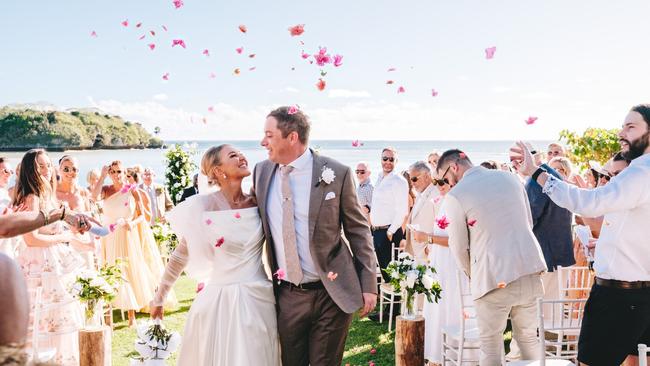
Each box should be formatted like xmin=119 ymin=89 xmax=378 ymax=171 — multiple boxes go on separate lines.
xmin=111 ymin=276 xmax=395 ymax=365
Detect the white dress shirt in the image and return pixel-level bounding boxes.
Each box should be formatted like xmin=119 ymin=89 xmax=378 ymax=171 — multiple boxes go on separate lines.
xmin=542 ymin=153 xmax=650 ymax=281
xmin=369 ymin=171 xmax=409 ymax=234
xmin=267 ymin=149 xmax=319 ymax=283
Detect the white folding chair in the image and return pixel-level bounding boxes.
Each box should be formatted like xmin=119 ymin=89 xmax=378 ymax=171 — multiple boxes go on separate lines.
xmin=26 ymin=287 xmax=57 ymax=364
xmin=508 ymin=298 xmax=586 ymax=366
xmin=441 ymin=270 xmax=480 ymax=366
xmin=378 ymin=278 xmax=400 ymax=332
xmin=556 ymin=266 xmax=593 ymax=300
xmin=640 ymin=344 xmax=648 ymax=366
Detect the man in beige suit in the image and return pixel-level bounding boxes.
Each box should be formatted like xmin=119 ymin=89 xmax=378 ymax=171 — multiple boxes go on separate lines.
xmin=405 ymin=161 xmax=439 ymax=264
xmin=253 ymin=106 xmax=378 ymax=366
xmin=141 ymin=168 xmax=174 ymax=225
xmin=437 ymin=149 xmax=547 ymax=365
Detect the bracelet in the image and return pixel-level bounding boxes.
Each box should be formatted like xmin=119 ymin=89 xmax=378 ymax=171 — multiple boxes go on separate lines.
xmin=532 ymin=166 xmax=547 ymax=183
xmin=40 ymin=209 xmax=50 ymax=226
xmin=427 ymin=235 xmax=433 ymax=245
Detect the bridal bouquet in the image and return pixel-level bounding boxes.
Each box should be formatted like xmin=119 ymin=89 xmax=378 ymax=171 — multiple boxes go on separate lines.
xmin=131 ymin=319 xmax=181 ymax=365
xmin=151 ymin=221 xmax=179 ymax=254
xmin=384 ymin=252 xmax=442 ymax=319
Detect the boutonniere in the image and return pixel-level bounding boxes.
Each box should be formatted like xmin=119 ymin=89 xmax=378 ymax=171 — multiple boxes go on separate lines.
xmin=155 ymin=187 xmax=163 ymax=195
xmin=318 ymin=166 xmax=336 ymax=186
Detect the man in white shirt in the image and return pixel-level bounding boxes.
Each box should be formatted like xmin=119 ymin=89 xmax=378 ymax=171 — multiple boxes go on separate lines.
xmin=513 ymin=104 xmax=650 ymax=366
xmin=369 ymin=147 xmax=409 ymax=282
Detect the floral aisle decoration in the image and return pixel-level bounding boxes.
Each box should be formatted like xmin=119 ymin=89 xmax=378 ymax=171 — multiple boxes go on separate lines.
xmin=164 ymin=143 xmax=197 ymax=204
xmin=70 ymin=262 xmax=124 ymax=328
xmin=130 ymin=319 xmax=181 ymax=365
xmin=151 ymin=220 xmax=179 ymax=255
xmin=384 ymin=252 xmax=442 ymax=319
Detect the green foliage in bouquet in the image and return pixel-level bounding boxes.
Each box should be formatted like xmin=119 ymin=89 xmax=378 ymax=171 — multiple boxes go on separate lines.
xmin=152 ymin=221 xmax=179 ymax=254
xmin=164 ymin=144 xmax=197 ymax=205
xmin=559 ymin=128 xmax=621 ymax=170
xmin=384 ymin=253 xmax=442 ymax=315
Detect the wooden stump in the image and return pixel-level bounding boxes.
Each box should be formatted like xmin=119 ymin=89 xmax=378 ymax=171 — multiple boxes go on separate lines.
xmin=395 ymin=315 xmax=425 ymax=366
xmin=79 ymin=326 xmax=111 ymax=366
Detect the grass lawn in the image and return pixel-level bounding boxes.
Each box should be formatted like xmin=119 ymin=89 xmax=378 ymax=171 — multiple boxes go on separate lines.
xmin=110 ymin=276 xmax=395 ymax=365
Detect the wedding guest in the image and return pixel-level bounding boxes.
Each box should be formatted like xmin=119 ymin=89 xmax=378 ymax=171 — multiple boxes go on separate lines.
xmin=401 ymin=170 xmax=416 ymax=239
xmin=0 ymin=253 xmax=29 ymax=364
xmin=0 ymin=157 xmax=12 ymax=194
xmin=86 ymin=169 xmax=100 ymax=193
xmin=411 ymin=166 xmax=473 ymax=366
xmin=179 ymin=173 xmax=199 ymax=203
xmin=404 ymin=161 xmax=437 ymax=264
xmin=141 ymin=167 xmax=173 ymax=225
xmin=438 ymin=149 xmax=547 ymax=364
xmin=512 ymin=104 xmax=650 ymax=366
xmin=548 ymin=156 xmax=573 ymax=180
xmin=96 ymin=161 xmax=159 ymax=326
xmin=7 ymin=162 xmax=20 ymax=201
xmin=480 ymin=160 xmax=498 ymax=169
xmin=355 ymin=162 xmax=373 ymax=221
xmin=369 ymin=147 xmax=409 ymax=283
xmin=15 ymin=149 xmax=86 ymax=365
xmin=546 ymin=142 xmax=566 ymax=162
xmin=126 ymin=168 xmax=153 ymax=223
xmin=428 ymin=150 xmax=440 ymax=170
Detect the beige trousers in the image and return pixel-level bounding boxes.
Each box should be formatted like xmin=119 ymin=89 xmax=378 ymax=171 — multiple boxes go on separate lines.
xmin=474 ymin=273 xmax=544 ymax=366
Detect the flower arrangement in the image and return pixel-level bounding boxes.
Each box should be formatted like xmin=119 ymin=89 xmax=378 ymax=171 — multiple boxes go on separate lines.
xmin=151 ymin=221 xmax=179 ymax=254
xmin=130 ymin=319 xmax=181 ymax=365
xmin=70 ymin=262 xmax=124 ymax=328
xmin=384 ymin=252 xmax=442 ymax=319
xmin=164 ymin=143 xmax=197 ymax=205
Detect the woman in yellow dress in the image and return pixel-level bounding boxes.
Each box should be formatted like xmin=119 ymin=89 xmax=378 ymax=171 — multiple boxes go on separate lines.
xmin=95 ymin=161 xmax=158 ymax=326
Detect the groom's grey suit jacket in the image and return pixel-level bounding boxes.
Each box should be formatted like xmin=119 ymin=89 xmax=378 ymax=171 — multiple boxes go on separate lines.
xmin=252 ymin=150 xmax=377 ymax=313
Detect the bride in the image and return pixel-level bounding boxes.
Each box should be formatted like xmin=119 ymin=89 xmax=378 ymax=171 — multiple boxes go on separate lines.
xmin=149 ymin=144 xmax=281 ymax=365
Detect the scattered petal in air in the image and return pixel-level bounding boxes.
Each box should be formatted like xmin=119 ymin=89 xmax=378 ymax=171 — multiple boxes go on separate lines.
xmin=333 ymin=54 xmax=343 ymax=67
xmin=162 ymin=25 xmax=168 ymax=32
xmin=238 ymin=24 xmax=247 ymax=33
xmin=525 ymin=116 xmax=538 ymax=125
xmin=288 ymin=105 xmax=299 ymax=115
xmin=234 ymin=212 xmax=241 ymax=219
xmin=150 ymin=30 xmax=156 ymax=36
xmin=248 ymin=66 xmax=256 ymax=71
xmin=497 ymin=282 xmax=507 ymax=288
xmin=387 ymin=67 xmax=396 ymax=72
xmin=431 ymin=89 xmax=439 ymax=97
xmin=327 ymin=271 xmax=338 ymax=281
xmin=202 ymin=117 xmax=207 ymax=124
xmin=248 ymin=53 xmax=256 ymax=58
xmin=196 ymin=282 xmax=205 ymax=293
xmin=172 ymin=39 xmax=186 ymax=48
xmin=136 ymin=22 xmax=142 ymax=28
xmin=316 ymin=78 xmax=326 ymax=91
xmin=109 ymin=223 xmax=118 ymax=232
xmin=236 ymin=47 xmax=243 ymax=54
xmin=121 ymin=20 xmax=129 ymax=27
xmin=313 ymin=46 xmax=332 ymax=66
xmin=351 ymin=140 xmax=361 ymax=147
xmin=301 ymin=51 xmax=310 ymax=59
xmin=459 ymin=152 xmax=467 ymax=159
xmin=138 ymin=35 xmax=146 ymax=40
xmin=485 ymin=46 xmax=496 ymax=59
xmin=436 ymin=216 xmax=450 ymax=230
xmin=208 ymin=106 xmax=214 ymax=113
xmin=386 ymin=80 xmax=394 ymax=85
xmin=397 ymin=86 xmax=406 ymax=94
xmin=205 ymin=218 xmax=213 ymax=225
xmin=215 ymin=237 xmax=225 ymax=248
xmin=468 ymin=219 xmax=477 ymax=227
xmin=233 ymin=68 xmax=241 ymax=75
xmin=209 ymin=72 xmax=216 ymax=79
xmin=202 ymin=49 xmax=210 ymax=56
xmin=274 ymin=268 xmax=286 ymax=283
xmin=288 ymin=24 xmax=305 ymax=36
xmin=162 ymin=72 xmax=170 ymax=80
xmin=172 ymin=0 xmax=184 ymax=9
xmin=90 ymin=31 xmax=98 ymax=38
xmin=148 ymin=43 xmax=156 ymax=50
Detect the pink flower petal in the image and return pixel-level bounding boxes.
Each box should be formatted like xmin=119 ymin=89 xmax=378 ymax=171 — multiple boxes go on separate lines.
xmin=148 ymin=43 xmax=156 ymax=50
xmin=431 ymin=89 xmax=439 ymax=97
xmin=497 ymin=282 xmax=507 ymax=288
xmin=234 ymin=212 xmax=241 ymax=219
xmin=316 ymin=78 xmax=326 ymax=91
xmin=172 ymin=0 xmax=184 ymax=9
xmin=386 ymin=80 xmax=394 ymax=85
xmin=351 ymin=140 xmax=360 ymax=147
xmin=274 ymin=268 xmax=286 ymax=281
xmin=162 ymin=25 xmax=168 ymax=32
xmin=236 ymin=47 xmax=243 ymax=54
xmin=121 ymin=20 xmax=129 ymax=27
xmin=196 ymin=282 xmax=205 ymax=293
xmin=301 ymin=51 xmax=310 ymax=59
xmin=248 ymin=53 xmax=256 ymax=58
xmin=288 ymin=24 xmax=305 ymax=36
xmin=485 ymin=46 xmax=497 ymax=60
xmin=90 ymin=31 xmax=98 ymax=38
xmin=124 ymin=201 xmax=128 ymax=206
xmin=202 ymin=117 xmax=208 ymax=124
xmin=468 ymin=219 xmax=477 ymax=227
xmin=333 ymin=54 xmax=343 ymax=67
xmin=109 ymin=223 xmax=118 ymax=232
xmin=138 ymin=34 xmax=145 ymax=40
xmin=248 ymin=66 xmax=256 ymax=71
xmin=370 ymin=348 xmax=377 ymax=355
xmin=327 ymin=271 xmax=338 ymax=281
xmin=136 ymin=22 xmax=142 ymax=28
xmin=288 ymin=105 xmax=299 ymax=115
xmin=238 ymin=24 xmax=247 ymax=33
xmin=436 ymin=215 xmax=450 ymax=230
xmin=162 ymin=72 xmax=170 ymax=80
xmin=205 ymin=218 xmax=213 ymax=225
xmin=172 ymin=39 xmax=186 ymax=48
xmin=150 ymin=30 xmax=156 ymax=36
xmin=459 ymin=152 xmax=467 ymax=159
xmin=313 ymin=47 xmax=332 ymax=66
xmin=202 ymin=49 xmax=210 ymax=56
xmin=397 ymin=86 xmax=406 ymax=94
xmin=387 ymin=67 xmax=396 ymax=72
xmin=208 ymin=106 xmax=214 ymax=113
xmin=215 ymin=236 xmax=225 ymax=248
xmin=209 ymin=72 xmax=216 ymax=79
xmin=525 ymin=116 xmax=538 ymax=125
xmin=233 ymin=68 xmax=241 ymax=75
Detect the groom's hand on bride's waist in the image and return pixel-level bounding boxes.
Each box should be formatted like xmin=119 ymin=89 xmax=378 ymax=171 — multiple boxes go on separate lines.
xmin=359 ymin=292 xmax=377 ymax=318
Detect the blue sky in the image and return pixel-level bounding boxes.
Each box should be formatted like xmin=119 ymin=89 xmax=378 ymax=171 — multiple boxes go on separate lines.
xmin=1 ymin=0 xmax=649 ymax=141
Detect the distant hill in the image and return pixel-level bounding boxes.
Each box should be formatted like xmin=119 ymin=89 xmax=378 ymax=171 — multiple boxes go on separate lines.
xmin=0 ymin=106 xmax=163 ymax=151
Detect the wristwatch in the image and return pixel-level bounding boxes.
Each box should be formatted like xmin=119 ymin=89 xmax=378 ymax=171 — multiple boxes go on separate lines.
xmin=532 ymin=166 xmax=547 ymax=183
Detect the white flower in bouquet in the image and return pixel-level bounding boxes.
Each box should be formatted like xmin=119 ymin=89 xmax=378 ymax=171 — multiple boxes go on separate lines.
xmin=90 ymin=276 xmax=108 ymax=288
xmin=406 ymin=270 xmax=418 ymax=289
xmin=422 ymin=274 xmax=435 ymax=290
xmin=398 ymin=252 xmax=411 ymax=260
xmin=391 ymin=270 xmax=400 ymax=279
xmin=134 ymin=341 xmax=156 ymax=359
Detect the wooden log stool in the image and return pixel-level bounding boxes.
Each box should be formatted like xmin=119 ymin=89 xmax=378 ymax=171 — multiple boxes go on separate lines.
xmin=395 ymin=315 xmax=425 ymax=366
xmin=79 ymin=326 xmax=112 ymax=366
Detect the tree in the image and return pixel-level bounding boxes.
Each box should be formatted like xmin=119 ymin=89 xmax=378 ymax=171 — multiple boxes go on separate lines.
xmin=559 ymin=128 xmax=620 ymax=170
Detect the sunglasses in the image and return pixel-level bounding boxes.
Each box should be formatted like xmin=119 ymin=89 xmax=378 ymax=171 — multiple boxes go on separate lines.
xmin=433 ymin=166 xmax=451 ymax=186
xmin=355 ymin=170 xmax=366 ymax=174
xmin=410 ymin=175 xmax=425 ymax=183
xmin=110 ymin=170 xmax=123 ymax=174
xmin=382 ymin=156 xmax=395 ymax=163
xmin=62 ymin=167 xmax=78 ymax=173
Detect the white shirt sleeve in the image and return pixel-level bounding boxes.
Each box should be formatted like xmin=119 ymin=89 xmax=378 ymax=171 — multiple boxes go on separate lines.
xmin=388 ymin=177 xmax=409 ymax=234
xmin=543 ymin=166 xmax=650 ymax=217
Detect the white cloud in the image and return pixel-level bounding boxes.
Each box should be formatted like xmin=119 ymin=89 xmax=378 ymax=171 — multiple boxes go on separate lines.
xmin=284 ymin=87 xmax=300 ymax=93
xmin=152 ymin=93 xmax=169 ymax=101
xmin=328 ymin=89 xmax=371 ymax=98
xmin=490 ymin=86 xmax=515 ymax=94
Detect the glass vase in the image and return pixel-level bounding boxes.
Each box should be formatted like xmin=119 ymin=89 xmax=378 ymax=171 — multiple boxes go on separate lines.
xmin=402 ymin=291 xmax=417 ymax=320
xmin=83 ymin=299 xmax=103 ymax=329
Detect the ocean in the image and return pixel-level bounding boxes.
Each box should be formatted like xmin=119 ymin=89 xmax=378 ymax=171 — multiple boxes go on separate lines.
xmin=1 ymin=140 xmax=553 ymax=189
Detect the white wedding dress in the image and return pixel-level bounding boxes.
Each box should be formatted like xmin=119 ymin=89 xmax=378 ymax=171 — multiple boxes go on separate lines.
xmin=152 ymin=193 xmax=281 ymax=366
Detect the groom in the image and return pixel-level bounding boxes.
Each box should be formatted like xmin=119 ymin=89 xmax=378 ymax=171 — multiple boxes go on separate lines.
xmin=253 ymin=106 xmax=378 ymax=366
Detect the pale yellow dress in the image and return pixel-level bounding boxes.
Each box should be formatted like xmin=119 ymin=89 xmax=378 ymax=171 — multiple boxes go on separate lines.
xmin=100 ymin=190 xmax=157 ymax=311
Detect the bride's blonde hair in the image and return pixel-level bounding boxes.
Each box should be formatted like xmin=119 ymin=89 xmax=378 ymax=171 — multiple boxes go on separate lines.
xmin=201 ymin=144 xmax=229 ymax=186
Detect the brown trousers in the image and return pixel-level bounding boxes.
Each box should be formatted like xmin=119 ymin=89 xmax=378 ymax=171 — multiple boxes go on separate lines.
xmin=277 ymin=285 xmax=353 ymax=366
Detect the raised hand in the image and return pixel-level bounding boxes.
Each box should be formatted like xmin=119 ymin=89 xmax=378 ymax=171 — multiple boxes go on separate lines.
xmin=511 ymin=141 xmax=539 ymax=176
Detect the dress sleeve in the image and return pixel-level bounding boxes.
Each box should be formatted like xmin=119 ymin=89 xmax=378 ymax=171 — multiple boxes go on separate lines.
xmin=152 ymin=239 xmax=188 ymax=306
